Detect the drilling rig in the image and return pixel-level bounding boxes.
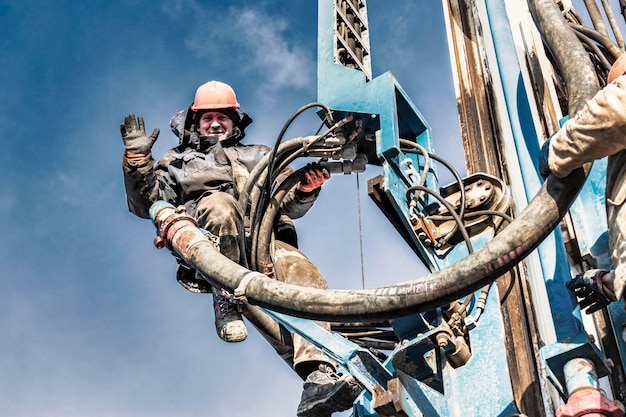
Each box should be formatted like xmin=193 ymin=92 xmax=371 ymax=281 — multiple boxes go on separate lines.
xmin=150 ymin=0 xmax=626 ymax=415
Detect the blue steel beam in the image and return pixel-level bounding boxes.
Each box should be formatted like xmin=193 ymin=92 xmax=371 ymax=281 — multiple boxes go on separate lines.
xmin=318 ymin=0 xmax=441 ymax=271
xmin=262 ymin=309 xmax=392 ymax=393
xmin=312 ymin=1 xmax=518 ymax=415
xmin=483 ymin=0 xmax=583 ymax=340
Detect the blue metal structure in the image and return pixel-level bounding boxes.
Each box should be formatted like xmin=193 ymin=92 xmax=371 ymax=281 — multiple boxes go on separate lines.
xmin=297 ymin=0 xmax=520 ymax=415
xmin=263 ymin=0 xmax=626 ymax=415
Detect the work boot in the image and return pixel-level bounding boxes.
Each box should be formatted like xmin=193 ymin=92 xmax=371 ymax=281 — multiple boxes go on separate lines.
xmin=297 ymin=364 xmax=362 ymax=417
xmin=212 ymin=288 xmax=247 ymax=343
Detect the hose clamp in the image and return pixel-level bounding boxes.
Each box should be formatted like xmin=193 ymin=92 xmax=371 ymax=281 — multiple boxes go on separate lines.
xmin=234 ymin=272 xmax=259 ymax=303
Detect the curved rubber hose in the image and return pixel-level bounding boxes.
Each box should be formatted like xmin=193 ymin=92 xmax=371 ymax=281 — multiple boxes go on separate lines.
xmin=569 ymin=23 xmax=621 ymax=61
xmin=169 ymin=0 xmax=602 ymax=322
xmin=252 ymin=166 xmax=307 ymax=273
xmin=183 ymin=169 xmax=586 ymax=322
xmin=529 ymin=0 xmax=600 ymax=115
xmin=571 ymin=29 xmax=613 ymax=73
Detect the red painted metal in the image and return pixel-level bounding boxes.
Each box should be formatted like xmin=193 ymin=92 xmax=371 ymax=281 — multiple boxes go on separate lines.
xmin=557 ymin=389 xmax=625 ymax=417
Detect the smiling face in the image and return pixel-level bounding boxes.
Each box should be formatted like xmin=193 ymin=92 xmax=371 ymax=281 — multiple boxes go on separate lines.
xmin=197 ymin=111 xmax=234 ymax=141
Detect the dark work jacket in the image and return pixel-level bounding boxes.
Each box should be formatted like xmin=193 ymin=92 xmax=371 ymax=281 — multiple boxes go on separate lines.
xmin=123 ymin=141 xmax=318 ymax=219
xmin=122 ymin=129 xmax=320 ymax=251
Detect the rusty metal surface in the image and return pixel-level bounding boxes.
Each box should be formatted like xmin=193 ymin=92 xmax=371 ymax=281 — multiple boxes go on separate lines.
xmin=443 ymin=1 xmax=546 ymax=415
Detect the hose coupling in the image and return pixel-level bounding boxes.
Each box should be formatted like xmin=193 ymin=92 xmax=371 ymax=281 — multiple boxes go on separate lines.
xmin=150 ymin=202 xmax=198 ymax=251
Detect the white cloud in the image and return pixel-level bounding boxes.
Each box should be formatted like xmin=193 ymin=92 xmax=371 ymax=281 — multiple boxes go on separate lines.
xmin=182 ymin=3 xmax=314 ymax=97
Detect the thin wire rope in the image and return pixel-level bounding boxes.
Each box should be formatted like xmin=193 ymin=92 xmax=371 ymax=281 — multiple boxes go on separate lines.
xmin=356 ymin=173 xmax=366 ymax=289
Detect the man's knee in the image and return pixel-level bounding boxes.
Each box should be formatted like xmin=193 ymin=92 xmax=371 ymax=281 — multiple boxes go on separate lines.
xmin=195 ymin=192 xmax=244 ymax=226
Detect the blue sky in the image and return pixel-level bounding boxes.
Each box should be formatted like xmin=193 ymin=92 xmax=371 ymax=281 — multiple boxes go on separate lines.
xmin=0 ymin=1 xmax=461 ymax=416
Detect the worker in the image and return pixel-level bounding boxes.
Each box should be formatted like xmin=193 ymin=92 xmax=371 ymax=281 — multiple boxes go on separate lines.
xmin=119 ymin=80 xmax=361 ymax=416
xmin=539 ymin=55 xmax=626 ymax=314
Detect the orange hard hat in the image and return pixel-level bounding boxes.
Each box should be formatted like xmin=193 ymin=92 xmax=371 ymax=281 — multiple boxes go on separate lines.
xmin=608 ymin=53 xmax=626 ymax=84
xmin=191 ymin=81 xmax=240 ymax=111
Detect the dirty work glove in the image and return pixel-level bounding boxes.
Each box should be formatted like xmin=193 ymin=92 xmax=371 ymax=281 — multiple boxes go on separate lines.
xmin=120 ymin=113 xmax=160 ymax=155
xmin=566 ymin=269 xmax=617 ymax=314
xmin=299 ymin=163 xmax=330 ymax=193
xmin=538 ymin=138 xmax=552 ymax=179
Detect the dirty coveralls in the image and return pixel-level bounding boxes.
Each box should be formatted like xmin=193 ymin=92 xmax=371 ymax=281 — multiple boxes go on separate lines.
xmin=122 ymin=108 xmax=332 ymax=377
xmin=546 ymin=74 xmax=626 ymax=300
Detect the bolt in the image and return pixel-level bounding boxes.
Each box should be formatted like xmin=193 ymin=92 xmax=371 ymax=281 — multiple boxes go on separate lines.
xmin=436 ymin=332 xmax=451 ymax=348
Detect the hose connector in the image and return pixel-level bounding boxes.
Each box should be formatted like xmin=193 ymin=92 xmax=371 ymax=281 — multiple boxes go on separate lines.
xmin=150 ymin=201 xmax=199 ymax=251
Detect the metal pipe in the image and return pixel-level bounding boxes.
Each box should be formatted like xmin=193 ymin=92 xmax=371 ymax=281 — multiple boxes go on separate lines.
xmin=600 ymin=0 xmax=625 ymax=51
xmin=556 ymin=358 xmax=625 ymax=417
xmin=583 ymin=0 xmax=610 ymax=38
xmin=563 ymin=358 xmax=599 ymax=393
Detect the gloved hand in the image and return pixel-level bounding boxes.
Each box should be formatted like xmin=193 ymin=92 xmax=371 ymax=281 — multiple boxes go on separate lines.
xmin=566 ymin=269 xmax=617 ymax=314
xmin=120 ymin=113 xmax=160 ymax=155
xmin=299 ymin=163 xmax=330 ymax=193
xmin=538 ymin=138 xmax=552 ymax=179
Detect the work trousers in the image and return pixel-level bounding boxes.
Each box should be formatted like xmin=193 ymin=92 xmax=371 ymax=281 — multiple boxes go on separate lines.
xmin=193 ymin=192 xmax=333 ymax=375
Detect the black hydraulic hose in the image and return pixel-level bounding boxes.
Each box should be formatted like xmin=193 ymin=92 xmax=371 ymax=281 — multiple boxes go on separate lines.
xmin=246 ymin=123 xmax=350 ymax=267
xmin=350 ymin=339 xmax=397 ymax=352
xmin=406 ymin=185 xmax=473 ymax=253
xmin=569 ymin=23 xmax=622 ymax=61
xmin=400 ymin=140 xmax=467 ymax=246
xmin=241 ymin=138 xmax=313 ymax=221
xmin=398 ymin=140 xmax=431 ymax=190
xmin=429 ymin=210 xmax=513 ymax=225
xmin=243 ymin=138 xmax=324 ymax=261
xmin=237 ymin=138 xmax=312 ymax=270
xmin=253 ymin=166 xmax=312 ymax=273
xmin=571 ymin=29 xmax=613 ymax=73
xmin=400 ymin=141 xmax=476 ymax=313
xmin=249 ymin=145 xmax=342 ymax=271
xmin=265 ymin=103 xmax=334 ymax=195
xmin=253 ymin=104 xmax=332 ymax=248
